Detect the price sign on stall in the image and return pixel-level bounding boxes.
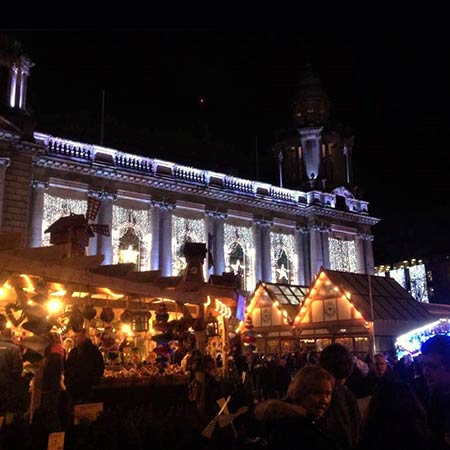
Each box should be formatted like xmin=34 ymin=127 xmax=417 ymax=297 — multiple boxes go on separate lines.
xmin=47 ymin=431 xmax=65 ymax=450
xmin=74 ymin=402 xmax=103 ymax=425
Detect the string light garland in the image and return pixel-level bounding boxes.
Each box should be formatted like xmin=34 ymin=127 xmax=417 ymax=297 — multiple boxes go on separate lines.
xmin=293 ymin=270 xmax=366 ymax=326
xmin=395 ymin=318 xmax=450 ymax=357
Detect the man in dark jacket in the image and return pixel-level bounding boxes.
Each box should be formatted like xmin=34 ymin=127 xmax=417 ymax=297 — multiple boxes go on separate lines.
xmin=0 ymin=315 xmax=24 ymax=414
xmin=421 ymin=334 xmax=450 ymax=450
xmin=319 ymin=343 xmax=361 ymax=450
xmin=65 ymin=329 xmax=104 ymax=404
xmin=41 ymin=332 xmax=65 ymax=431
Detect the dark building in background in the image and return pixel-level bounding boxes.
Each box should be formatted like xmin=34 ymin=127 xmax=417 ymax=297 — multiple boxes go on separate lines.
xmin=375 ymin=255 xmax=450 ymax=305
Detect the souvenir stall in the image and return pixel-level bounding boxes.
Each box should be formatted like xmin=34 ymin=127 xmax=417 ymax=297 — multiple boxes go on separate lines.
xmin=292 ymin=268 xmax=434 ymax=357
xmin=0 ymin=231 xmax=239 ymax=412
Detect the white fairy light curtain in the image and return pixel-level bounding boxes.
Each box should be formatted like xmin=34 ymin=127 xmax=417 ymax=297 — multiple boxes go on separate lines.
xmin=328 ymin=237 xmax=358 ymax=273
xmin=270 ymin=231 xmax=297 ymax=284
xmin=42 ymin=193 xmax=87 ymax=246
xmin=224 ymin=223 xmax=255 ymax=290
xmin=172 ymin=216 xmax=206 ymax=275
xmin=407 ymin=264 xmax=429 ymax=303
xmin=112 ymin=206 xmax=151 ymax=270
xmin=389 ymin=267 xmax=407 ymax=289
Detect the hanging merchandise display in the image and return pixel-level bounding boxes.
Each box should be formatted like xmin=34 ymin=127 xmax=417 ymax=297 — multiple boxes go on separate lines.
xmin=100 ymin=306 xmax=115 ymax=323
xmin=241 ymin=314 xmax=257 ymax=362
xmin=132 ymin=310 xmax=151 ymax=333
xmin=206 ymin=312 xmax=219 ymax=337
xmin=151 ymin=303 xmax=172 ymax=363
xmin=83 ymin=303 xmax=97 ymax=320
xmin=69 ymin=306 xmax=84 ymax=332
xmin=120 ymin=309 xmax=133 ymax=324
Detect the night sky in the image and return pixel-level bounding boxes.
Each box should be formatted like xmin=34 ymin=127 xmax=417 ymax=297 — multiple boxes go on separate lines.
xmin=3 ymin=26 xmax=449 ymax=266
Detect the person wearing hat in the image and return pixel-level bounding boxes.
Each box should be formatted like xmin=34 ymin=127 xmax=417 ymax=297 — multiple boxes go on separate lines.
xmin=0 ymin=314 xmax=24 ymax=414
xmin=65 ymin=329 xmax=104 ymax=405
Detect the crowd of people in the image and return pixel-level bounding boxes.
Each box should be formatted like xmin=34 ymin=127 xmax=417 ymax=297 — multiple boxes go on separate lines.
xmin=1 ymin=308 xmax=450 ymax=450
xmin=0 ymin=316 xmax=104 ymax=433
xmin=242 ymin=336 xmax=450 ymax=450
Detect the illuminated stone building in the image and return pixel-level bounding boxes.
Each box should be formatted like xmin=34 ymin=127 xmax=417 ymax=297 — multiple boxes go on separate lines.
xmin=0 ymin=37 xmax=379 ymax=294
xmin=376 ymin=255 xmax=450 ymax=305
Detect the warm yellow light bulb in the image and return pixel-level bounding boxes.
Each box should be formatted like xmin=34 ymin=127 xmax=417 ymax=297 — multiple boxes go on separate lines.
xmin=46 ymin=299 xmax=63 ymax=315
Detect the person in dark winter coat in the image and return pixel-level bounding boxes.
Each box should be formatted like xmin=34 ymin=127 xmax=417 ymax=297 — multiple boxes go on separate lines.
xmin=254 ymin=365 xmax=339 ymax=450
xmin=40 ymin=331 xmax=65 ymax=431
xmin=319 ymin=343 xmax=362 ymax=450
xmin=421 ymin=335 xmax=450 ymax=450
xmin=357 ymin=379 xmax=432 ymax=450
xmin=0 ymin=316 xmax=24 ymax=413
xmin=65 ymin=329 xmax=104 ymax=404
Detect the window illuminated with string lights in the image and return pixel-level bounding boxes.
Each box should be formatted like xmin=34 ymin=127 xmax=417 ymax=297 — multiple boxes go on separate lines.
xmin=172 ymin=216 xmax=206 ymax=276
xmin=409 ymin=264 xmax=429 ymax=303
xmin=112 ymin=206 xmax=151 ymax=270
xmin=42 ymin=193 xmax=86 ymax=246
xmin=224 ymin=223 xmax=255 ymax=290
xmin=270 ymin=231 xmax=297 ymax=284
xmin=328 ymin=237 xmax=358 ymax=272
xmin=389 ymin=267 xmax=406 ymax=289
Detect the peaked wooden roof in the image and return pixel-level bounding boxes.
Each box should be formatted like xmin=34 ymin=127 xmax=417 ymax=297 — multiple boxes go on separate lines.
xmin=322 ymin=269 xmax=434 ymax=322
xmin=245 ymin=281 xmax=308 ymax=326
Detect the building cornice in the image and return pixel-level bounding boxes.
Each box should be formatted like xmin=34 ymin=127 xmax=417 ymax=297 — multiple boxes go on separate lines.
xmin=32 ymin=132 xmax=379 ymax=226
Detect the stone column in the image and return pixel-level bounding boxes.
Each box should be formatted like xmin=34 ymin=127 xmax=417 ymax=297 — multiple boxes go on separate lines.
xmin=0 ymin=158 xmax=11 ymax=230
xmin=252 ymin=222 xmax=262 ymax=283
xmin=28 ymin=180 xmax=48 ymax=247
xmin=355 ymin=234 xmax=366 ymax=274
xmin=150 ymin=203 xmax=161 ymax=271
xmin=254 ymin=219 xmax=272 ymax=282
xmin=206 ymin=210 xmax=227 ymax=276
xmin=8 ymin=66 xmax=18 ymax=108
xmin=17 ymin=57 xmax=32 ymax=110
xmin=309 ymin=224 xmax=324 ymax=277
xmin=364 ymin=235 xmax=375 ymax=275
xmin=159 ymin=202 xmax=175 ymax=276
xmin=295 ymin=226 xmax=310 ymax=285
xmin=357 ymin=233 xmax=375 ymax=274
xmin=320 ymin=225 xmax=331 ymax=269
xmin=91 ymin=191 xmax=115 ymax=264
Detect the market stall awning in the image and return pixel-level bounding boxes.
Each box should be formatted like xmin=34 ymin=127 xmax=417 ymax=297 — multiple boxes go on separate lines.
xmin=0 ymin=242 xmax=239 ymax=312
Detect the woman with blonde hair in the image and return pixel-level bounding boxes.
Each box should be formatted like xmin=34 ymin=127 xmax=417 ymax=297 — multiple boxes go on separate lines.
xmin=254 ymin=365 xmax=340 ymax=450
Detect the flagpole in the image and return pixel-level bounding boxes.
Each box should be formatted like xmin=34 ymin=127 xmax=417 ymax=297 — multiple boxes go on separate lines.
xmin=368 ymin=272 xmax=376 ymax=355
xmin=100 ymin=89 xmax=105 ymax=146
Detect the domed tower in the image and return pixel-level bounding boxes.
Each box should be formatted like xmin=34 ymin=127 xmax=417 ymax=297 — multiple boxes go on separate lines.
xmin=292 ymin=66 xmax=330 ymax=189
xmin=0 ymin=34 xmax=35 ymax=137
xmin=322 ymin=123 xmax=355 ymax=190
